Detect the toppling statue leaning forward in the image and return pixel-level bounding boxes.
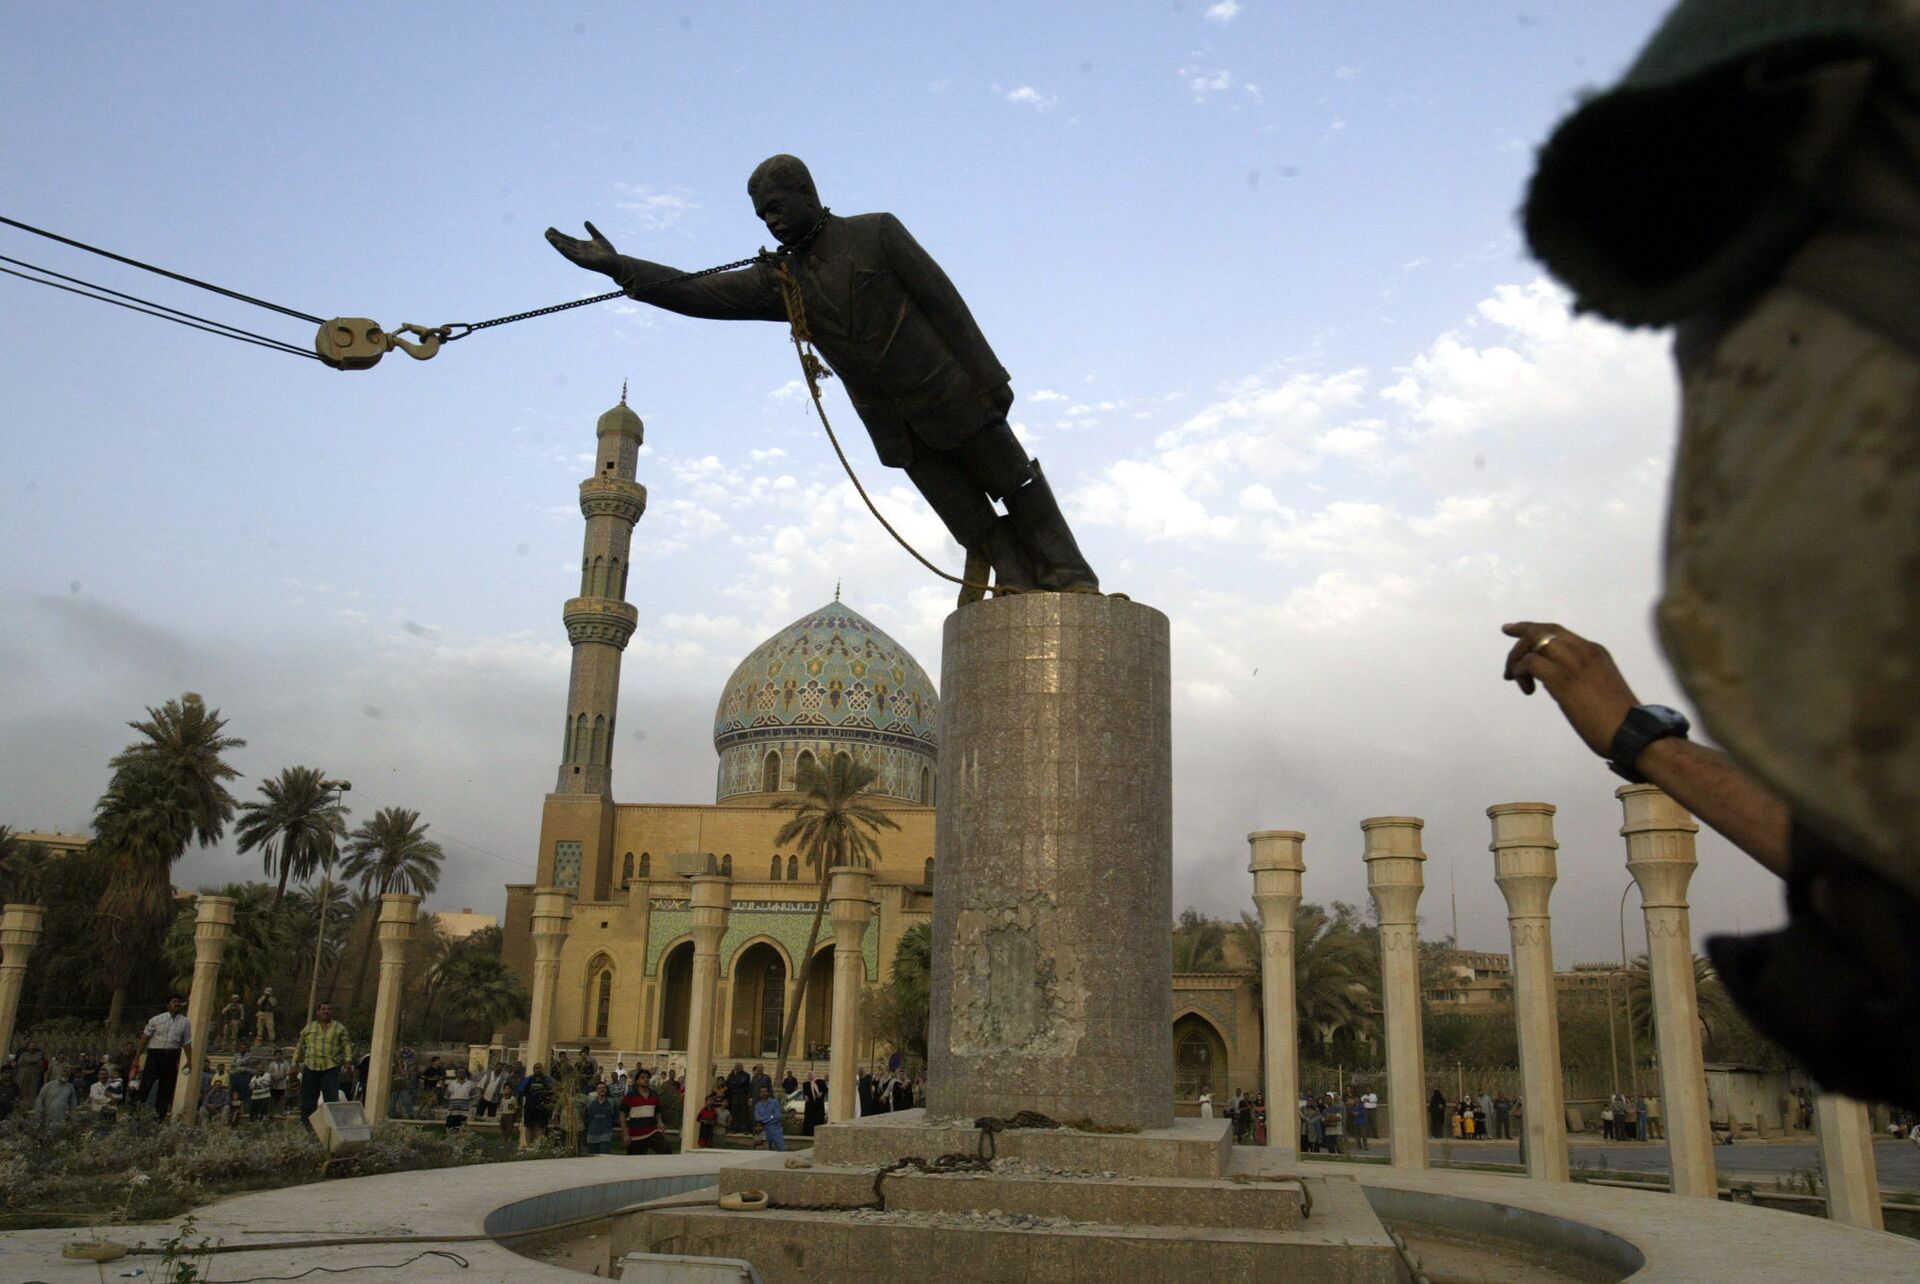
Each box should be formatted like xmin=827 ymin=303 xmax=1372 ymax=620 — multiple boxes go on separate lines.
xmin=546 ymin=154 xmax=1098 ymax=595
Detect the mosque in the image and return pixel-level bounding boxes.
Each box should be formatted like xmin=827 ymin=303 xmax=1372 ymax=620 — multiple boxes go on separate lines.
xmin=500 ymin=397 xmax=1261 ymax=1099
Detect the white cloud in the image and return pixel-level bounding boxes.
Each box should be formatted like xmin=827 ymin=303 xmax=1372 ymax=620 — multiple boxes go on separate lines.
xmin=1005 ymin=86 xmax=1056 ymax=111
xmin=612 ymin=183 xmax=700 ymax=232
xmin=1181 ymin=66 xmax=1235 ymax=99
xmin=1205 ymin=0 xmax=1242 ymax=22
xmin=1028 ymin=388 xmax=1069 ymax=403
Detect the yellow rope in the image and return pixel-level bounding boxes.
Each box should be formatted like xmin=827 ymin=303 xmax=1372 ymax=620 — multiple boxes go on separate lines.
xmin=772 ymin=259 xmax=995 ymax=594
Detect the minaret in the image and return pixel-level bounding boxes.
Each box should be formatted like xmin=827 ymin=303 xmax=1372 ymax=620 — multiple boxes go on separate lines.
xmin=555 ymin=391 xmax=646 ymax=796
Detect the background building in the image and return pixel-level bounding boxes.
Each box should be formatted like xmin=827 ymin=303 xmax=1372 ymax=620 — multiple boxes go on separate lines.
xmin=500 ymin=397 xmax=1267 ymax=1103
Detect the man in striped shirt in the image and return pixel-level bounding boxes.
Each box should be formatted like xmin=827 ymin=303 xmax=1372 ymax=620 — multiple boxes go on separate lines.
xmin=292 ymin=1002 xmax=354 ymax=1125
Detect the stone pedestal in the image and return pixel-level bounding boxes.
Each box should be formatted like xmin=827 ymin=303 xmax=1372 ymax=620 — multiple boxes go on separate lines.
xmin=1815 ymin=1093 xmax=1885 ymax=1230
xmin=681 ymin=872 xmax=732 ymax=1153
xmin=1617 ymin=785 xmax=1715 ymax=1199
xmin=1488 ymin=803 xmax=1570 ymax=1182
xmin=628 ymin=1112 xmax=1407 ymax=1283
xmin=1362 ymin=817 xmax=1428 ymax=1170
xmin=0 ymin=903 xmax=46 ymax=1058
xmin=827 ymin=866 xmax=875 ymax=1124
xmin=1248 ymin=831 xmax=1305 ymax=1158
xmin=362 ymin=893 xmax=420 ymax=1123
xmin=174 ymin=895 xmax=237 ymax=1121
xmin=927 ymin=594 xmax=1173 ymax=1130
xmin=524 ymin=887 xmax=574 ymax=1078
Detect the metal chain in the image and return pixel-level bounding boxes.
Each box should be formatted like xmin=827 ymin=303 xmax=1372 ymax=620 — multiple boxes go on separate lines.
xmin=436 ymin=253 xmax=770 ymax=341
xmin=427 ymin=231 xmax=998 ymax=596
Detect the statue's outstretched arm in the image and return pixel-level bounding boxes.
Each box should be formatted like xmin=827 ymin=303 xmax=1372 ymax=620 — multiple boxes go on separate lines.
xmin=545 ymin=220 xmax=782 ymax=322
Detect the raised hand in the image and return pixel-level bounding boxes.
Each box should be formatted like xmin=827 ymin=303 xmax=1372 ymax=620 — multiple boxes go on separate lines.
xmin=544 ymin=220 xmax=620 ymax=275
xmin=1500 ymin=621 xmax=1639 ymax=757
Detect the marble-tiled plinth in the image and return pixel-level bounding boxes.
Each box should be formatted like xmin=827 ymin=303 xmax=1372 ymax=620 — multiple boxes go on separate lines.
xmin=926 ymin=594 xmax=1173 ymax=1130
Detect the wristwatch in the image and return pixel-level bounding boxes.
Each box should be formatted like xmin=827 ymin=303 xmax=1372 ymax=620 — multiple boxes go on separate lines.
xmin=1607 ymin=704 xmax=1690 ymax=783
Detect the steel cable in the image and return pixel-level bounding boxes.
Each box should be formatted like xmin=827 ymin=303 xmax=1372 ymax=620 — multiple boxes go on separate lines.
xmin=0 ymin=214 xmax=324 ymax=323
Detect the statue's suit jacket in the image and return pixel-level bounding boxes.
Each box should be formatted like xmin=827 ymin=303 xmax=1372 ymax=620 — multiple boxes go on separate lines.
xmin=611 ymin=212 xmax=1009 ymax=467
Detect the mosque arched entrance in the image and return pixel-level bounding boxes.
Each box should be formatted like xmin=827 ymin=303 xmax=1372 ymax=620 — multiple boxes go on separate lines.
xmin=1172 ymin=1012 xmax=1228 ymax=1107
xmin=658 ymin=940 xmax=693 ymax=1050
xmin=729 ymin=941 xmax=789 ymax=1058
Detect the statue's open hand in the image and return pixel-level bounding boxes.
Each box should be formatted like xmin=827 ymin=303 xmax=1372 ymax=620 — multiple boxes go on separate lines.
xmin=545 ymin=221 xmax=620 ymax=275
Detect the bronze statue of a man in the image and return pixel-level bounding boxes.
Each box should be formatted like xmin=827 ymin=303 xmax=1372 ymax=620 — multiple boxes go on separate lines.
xmin=546 ymin=154 xmax=1097 ymax=593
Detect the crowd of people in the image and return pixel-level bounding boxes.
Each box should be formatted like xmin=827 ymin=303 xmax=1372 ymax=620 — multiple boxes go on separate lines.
xmin=0 ymin=1018 xmax=300 ymax=1127
xmin=1427 ymin=1088 xmax=1525 ymax=1142
xmin=3 ymin=992 xmax=929 ymax=1165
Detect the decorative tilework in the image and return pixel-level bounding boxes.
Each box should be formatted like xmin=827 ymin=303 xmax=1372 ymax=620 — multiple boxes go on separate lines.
xmin=711 ymin=601 xmax=937 ymax=803
xmin=553 ymin=840 xmax=583 ymax=890
xmin=643 ymin=902 xmax=877 ymax=982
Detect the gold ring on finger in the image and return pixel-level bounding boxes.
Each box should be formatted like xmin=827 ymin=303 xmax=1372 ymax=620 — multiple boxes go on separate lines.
xmin=1533 ymin=633 xmax=1557 ymax=655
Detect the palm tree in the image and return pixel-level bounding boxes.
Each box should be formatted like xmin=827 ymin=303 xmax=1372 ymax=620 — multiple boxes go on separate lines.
xmin=0 ymin=826 xmax=50 ymax=903
xmin=235 ymin=767 xmax=348 ymax=910
xmin=95 ymin=693 xmax=245 ymax=1030
xmin=163 ymin=882 xmax=293 ymax=1001
xmin=93 ymin=762 xmax=199 ymax=1031
xmin=326 ymin=886 xmax=379 ymax=1005
xmin=1228 ymin=910 xmax=1263 ymax=975
xmin=285 ymin=877 xmax=353 ymax=1002
xmin=887 ymin=921 xmax=933 ymax=1061
xmin=432 ymin=948 xmax=529 ymax=1042
xmin=1294 ymin=902 xmax=1375 ymax=1051
xmin=340 ymin=808 xmax=445 ymax=1007
xmin=1172 ymin=907 xmax=1229 ymax=972
xmin=1625 ymin=952 xmax=1732 ymax=1056
xmin=769 ymin=753 xmax=900 ymax=1088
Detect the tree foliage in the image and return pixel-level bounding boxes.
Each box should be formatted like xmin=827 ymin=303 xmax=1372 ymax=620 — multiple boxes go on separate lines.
xmin=94 ymin=694 xmax=244 ymax=972
xmin=768 ymin=753 xmax=900 ymax=1087
xmin=234 ymin=767 xmax=348 ymax=910
xmin=162 ymin=882 xmax=295 ymax=999
xmin=341 ymin=807 xmax=447 ymax=1010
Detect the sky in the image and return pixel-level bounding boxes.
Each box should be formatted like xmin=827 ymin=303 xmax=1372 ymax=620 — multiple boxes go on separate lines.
xmin=1 ymin=2 xmax=1787 ymax=968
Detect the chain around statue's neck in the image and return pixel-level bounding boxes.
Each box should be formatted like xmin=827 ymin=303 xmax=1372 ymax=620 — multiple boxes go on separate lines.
xmin=784 ymin=208 xmax=830 ymax=255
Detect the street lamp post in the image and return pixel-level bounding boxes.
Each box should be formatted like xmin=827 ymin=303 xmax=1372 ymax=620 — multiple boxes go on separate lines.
xmin=1605 ymin=972 xmax=1622 ymax=1097
xmin=1618 ymin=880 xmax=1639 ymax=1097
xmin=306 ymin=780 xmax=350 ymax=1026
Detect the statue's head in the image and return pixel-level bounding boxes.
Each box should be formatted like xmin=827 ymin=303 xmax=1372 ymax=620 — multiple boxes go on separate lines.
xmin=748 ymin=154 xmax=823 ymax=247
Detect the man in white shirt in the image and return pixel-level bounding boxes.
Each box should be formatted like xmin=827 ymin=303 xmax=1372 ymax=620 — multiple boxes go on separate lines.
xmin=135 ymin=994 xmax=191 ymax=1116
xmin=87 ymin=1067 xmax=122 ymax=1114
xmin=1361 ymin=1090 xmax=1380 ymax=1143
xmin=443 ymin=1066 xmax=474 ymax=1129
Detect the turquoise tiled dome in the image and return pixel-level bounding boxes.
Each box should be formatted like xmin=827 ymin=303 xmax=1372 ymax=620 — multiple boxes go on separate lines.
xmin=711 ymin=600 xmax=938 ymax=803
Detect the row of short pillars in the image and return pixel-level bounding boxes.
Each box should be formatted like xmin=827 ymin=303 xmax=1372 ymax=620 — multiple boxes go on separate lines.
xmin=1247 ymin=784 xmax=1885 ymax=1231
xmin=0 ymin=893 xmax=424 ymax=1125
xmin=523 ymin=865 xmax=878 ymax=1153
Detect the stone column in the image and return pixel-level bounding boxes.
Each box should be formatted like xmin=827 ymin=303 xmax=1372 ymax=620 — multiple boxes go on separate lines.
xmin=927 ymin=594 xmax=1173 ymax=1130
xmin=173 ymin=895 xmax=237 ymax=1121
xmin=1488 ymin=803 xmax=1570 ymax=1181
xmin=1815 ymin=1094 xmax=1885 ymax=1230
xmin=524 ymin=887 xmax=575 ymax=1076
xmin=827 ymin=866 xmax=876 ymax=1124
xmin=680 ymin=871 xmax=731 ymax=1153
xmin=1248 ymin=832 xmax=1305 ymax=1156
xmin=0 ymin=904 xmax=46 ymax=1058
xmin=362 ymin=893 xmax=420 ymax=1123
xmin=1617 ymin=784 xmax=1715 ymax=1198
xmin=1363 ymin=817 xmax=1428 ymax=1170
